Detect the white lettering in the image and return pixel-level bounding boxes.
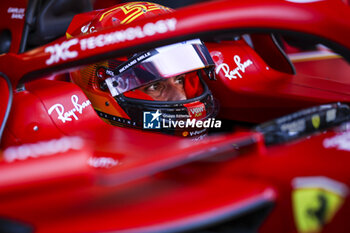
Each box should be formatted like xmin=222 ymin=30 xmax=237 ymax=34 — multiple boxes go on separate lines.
xmin=190 ymin=128 xmax=207 ymax=137
xmin=179 ymin=121 xmax=185 ymax=128
xmin=133 ymin=26 xmax=145 ymax=38
xmin=190 ymin=106 xmax=204 ymax=114
xmin=165 ymin=18 xmax=177 ymax=31
xmin=215 ymin=55 xmax=253 ymax=80
xmin=48 ymin=95 xmax=91 ymax=123
xmin=81 ymin=24 xmax=90 ymax=34
xmin=143 ymin=23 xmax=156 ymax=36
xmin=3 ymin=137 xmax=84 ymax=163
xmin=87 ymin=37 xmax=96 ymax=49
xmin=125 ymin=27 xmax=137 ymax=40
xmin=45 ymin=18 xmax=177 ymax=65
xmin=45 ymin=39 xmax=79 ymax=65
xmin=88 ymin=157 xmax=119 ymax=168
xmin=162 ymin=118 xmax=221 ymax=129
xmin=7 ymin=7 xmax=25 ymax=19
xmin=187 ymin=119 xmax=196 ymax=127
xmin=48 ymin=104 xmax=73 ymax=123
xmin=79 ymin=18 xmax=177 ymax=51
xmin=7 ymin=7 xmax=25 ymax=14
xmin=155 ymin=20 xmax=168 ymax=33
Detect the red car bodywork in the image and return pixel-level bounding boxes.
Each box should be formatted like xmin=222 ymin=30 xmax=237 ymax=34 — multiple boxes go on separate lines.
xmin=0 ymin=0 xmax=349 ymax=232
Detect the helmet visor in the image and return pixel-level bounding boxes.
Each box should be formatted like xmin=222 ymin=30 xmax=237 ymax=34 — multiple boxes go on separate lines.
xmin=105 ymin=39 xmax=215 ymax=97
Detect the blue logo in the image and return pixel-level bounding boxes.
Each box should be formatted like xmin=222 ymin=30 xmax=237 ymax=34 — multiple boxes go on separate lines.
xmin=143 ymin=110 xmax=161 ymax=129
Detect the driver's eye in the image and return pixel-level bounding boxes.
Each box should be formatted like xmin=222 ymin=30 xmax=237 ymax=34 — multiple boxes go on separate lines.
xmin=146 ymin=82 xmax=162 ymax=91
xmin=174 ymin=75 xmax=185 ymax=85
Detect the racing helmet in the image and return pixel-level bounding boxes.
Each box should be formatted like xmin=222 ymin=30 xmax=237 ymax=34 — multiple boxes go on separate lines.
xmin=68 ymin=2 xmax=217 ymax=138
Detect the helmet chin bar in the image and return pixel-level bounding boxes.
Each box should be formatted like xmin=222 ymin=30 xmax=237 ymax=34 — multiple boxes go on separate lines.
xmin=97 ymin=71 xmax=218 ymax=137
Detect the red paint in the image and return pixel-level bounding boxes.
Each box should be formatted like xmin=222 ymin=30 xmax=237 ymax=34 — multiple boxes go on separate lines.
xmin=0 ymin=0 xmax=349 ymax=232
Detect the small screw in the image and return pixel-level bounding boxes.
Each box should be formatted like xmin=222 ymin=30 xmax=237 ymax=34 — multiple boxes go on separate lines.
xmin=105 ymin=101 xmax=110 ymax=106
xmin=33 ymin=125 xmax=39 ymax=131
xmin=208 ymin=70 xmax=217 ymax=80
xmin=112 ymin=81 xmax=119 ymax=87
xmin=100 ymin=81 xmax=108 ymax=90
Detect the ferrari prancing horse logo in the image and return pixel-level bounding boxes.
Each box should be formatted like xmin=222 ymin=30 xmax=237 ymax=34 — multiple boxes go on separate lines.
xmin=292 ymin=177 xmax=348 ymax=233
xmin=311 ymin=114 xmax=321 ymax=129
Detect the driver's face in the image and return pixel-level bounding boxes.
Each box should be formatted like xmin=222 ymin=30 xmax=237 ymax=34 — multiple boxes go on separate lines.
xmin=137 ymin=74 xmax=187 ymax=101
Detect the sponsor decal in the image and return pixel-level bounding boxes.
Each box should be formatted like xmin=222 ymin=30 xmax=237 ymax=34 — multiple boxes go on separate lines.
xmin=143 ymin=110 xmax=161 ymax=129
xmin=95 ymin=110 xmax=137 ymax=127
xmin=81 ymin=22 xmax=96 ymax=34
xmin=210 ymin=51 xmax=224 ymax=65
xmin=189 ymin=105 xmax=205 ymax=118
xmin=188 ymin=128 xmax=207 ymax=137
xmin=215 ymin=55 xmax=253 ymax=80
xmin=79 ymin=18 xmax=177 ymax=51
xmin=280 ymin=119 xmax=306 ymax=134
xmin=117 ymin=51 xmax=155 ymax=74
xmin=326 ymin=109 xmax=336 ymax=122
xmin=45 ymin=39 xmax=79 ymax=65
xmin=323 ymin=131 xmax=350 ymax=152
xmin=48 ymin=95 xmax=91 ymax=123
xmin=88 ymin=157 xmax=119 ymax=168
xmin=292 ymin=176 xmax=348 ymax=233
xmin=7 ymin=7 xmax=25 ymax=19
xmin=3 ymin=136 xmax=84 ymax=163
xmin=311 ymin=114 xmax=321 ymax=129
xmin=184 ymin=101 xmax=206 ymax=119
xmin=45 ymin=18 xmax=177 ymax=65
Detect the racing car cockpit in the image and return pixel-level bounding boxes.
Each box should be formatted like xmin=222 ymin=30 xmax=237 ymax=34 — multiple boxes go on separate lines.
xmin=1 ymin=0 xmax=350 ymax=233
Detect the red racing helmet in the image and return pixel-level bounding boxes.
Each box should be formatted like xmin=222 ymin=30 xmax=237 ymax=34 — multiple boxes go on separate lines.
xmin=67 ymin=2 xmax=218 ymax=138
